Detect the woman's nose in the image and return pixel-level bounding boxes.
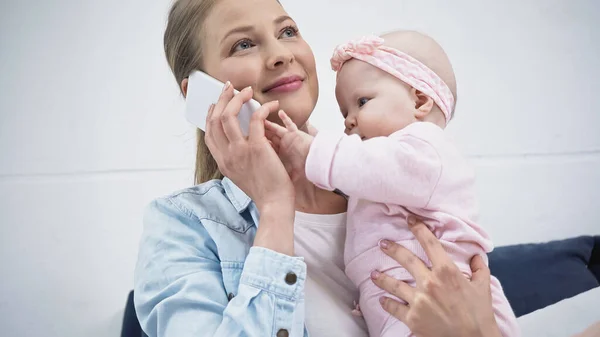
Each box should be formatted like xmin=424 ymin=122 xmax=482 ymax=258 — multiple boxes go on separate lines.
xmin=265 ymin=42 xmax=294 ymax=70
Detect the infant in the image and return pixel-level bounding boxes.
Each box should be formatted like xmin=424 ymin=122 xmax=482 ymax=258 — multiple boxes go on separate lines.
xmin=266 ymin=30 xmax=520 ymax=337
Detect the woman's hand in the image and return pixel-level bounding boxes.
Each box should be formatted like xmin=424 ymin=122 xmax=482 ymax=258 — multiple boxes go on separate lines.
xmin=371 ymin=217 xmax=502 ymax=337
xmin=205 ymin=82 xmax=296 ymax=254
xmin=206 ymin=82 xmax=294 ymax=209
xmin=265 ymin=110 xmax=314 ymax=183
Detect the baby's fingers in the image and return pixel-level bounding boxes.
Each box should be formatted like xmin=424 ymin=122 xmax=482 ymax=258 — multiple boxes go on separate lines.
xmin=265 ymin=119 xmax=289 ymax=138
xmin=278 ymin=110 xmax=299 ymax=132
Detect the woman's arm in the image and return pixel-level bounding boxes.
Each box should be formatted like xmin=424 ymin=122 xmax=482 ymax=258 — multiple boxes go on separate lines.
xmin=207 ymin=85 xmax=296 ymax=256
xmin=134 ymin=197 xmax=306 ymax=337
xmin=135 ymin=83 xmax=305 ymax=336
xmin=371 ymin=217 xmax=502 ymax=337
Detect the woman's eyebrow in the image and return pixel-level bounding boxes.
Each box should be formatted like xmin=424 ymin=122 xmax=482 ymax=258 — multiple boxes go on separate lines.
xmin=222 ymin=26 xmax=254 ymax=43
xmin=220 ymin=16 xmax=293 ymax=45
xmin=222 ymin=15 xmax=293 ymax=38
xmin=274 ymin=15 xmax=293 ymax=25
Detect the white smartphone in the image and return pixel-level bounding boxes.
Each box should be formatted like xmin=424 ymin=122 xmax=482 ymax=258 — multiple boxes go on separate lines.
xmin=184 ymin=70 xmax=261 ymax=136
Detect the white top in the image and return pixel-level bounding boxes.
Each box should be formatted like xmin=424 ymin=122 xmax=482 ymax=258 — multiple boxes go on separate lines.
xmin=294 ymin=211 xmax=368 ymax=337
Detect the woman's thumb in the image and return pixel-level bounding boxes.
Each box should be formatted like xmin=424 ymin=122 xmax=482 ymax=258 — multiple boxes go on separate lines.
xmin=470 ymin=254 xmax=491 ymax=285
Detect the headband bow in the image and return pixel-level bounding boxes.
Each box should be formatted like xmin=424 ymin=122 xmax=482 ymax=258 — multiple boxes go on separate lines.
xmin=331 ymin=35 xmax=455 ymax=124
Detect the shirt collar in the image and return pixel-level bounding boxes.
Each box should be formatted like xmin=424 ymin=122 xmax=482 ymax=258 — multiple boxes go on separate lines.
xmin=222 ymin=177 xmax=252 ymax=213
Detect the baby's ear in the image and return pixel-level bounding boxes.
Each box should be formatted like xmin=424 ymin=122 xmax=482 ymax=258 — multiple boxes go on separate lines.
xmin=411 ymin=88 xmax=434 ymax=119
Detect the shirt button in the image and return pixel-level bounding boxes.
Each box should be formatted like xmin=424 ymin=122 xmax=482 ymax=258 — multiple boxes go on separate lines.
xmin=277 ymin=329 xmax=289 ymax=337
xmin=285 ymin=272 xmax=297 ymax=285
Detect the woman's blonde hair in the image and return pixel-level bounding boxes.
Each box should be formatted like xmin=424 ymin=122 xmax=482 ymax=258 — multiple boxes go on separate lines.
xmin=164 ymin=0 xmax=223 ymax=184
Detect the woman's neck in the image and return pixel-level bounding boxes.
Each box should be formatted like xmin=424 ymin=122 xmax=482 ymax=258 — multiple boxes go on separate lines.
xmin=293 ymin=176 xmax=347 ymax=214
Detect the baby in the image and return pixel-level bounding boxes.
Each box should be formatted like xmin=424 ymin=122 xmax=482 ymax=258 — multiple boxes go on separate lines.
xmin=265 ymin=31 xmax=520 ymax=337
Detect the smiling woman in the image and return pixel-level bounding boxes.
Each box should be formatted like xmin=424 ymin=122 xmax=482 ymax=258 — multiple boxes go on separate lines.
xmin=135 ymin=0 xmax=504 ymax=336
xmin=164 ymin=0 xmax=318 ymax=184
xmin=136 ymin=0 xmax=354 ymax=336
xmin=132 ymin=1 xmax=596 ymax=337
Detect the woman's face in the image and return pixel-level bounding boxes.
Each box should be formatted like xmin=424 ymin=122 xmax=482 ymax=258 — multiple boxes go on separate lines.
xmin=201 ymin=0 xmax=319 ymax=127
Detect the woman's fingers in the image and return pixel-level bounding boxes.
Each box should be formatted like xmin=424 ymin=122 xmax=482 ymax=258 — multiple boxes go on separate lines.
xmin=249 ymin=101 xmax=279 ymax=142
xmin=221 ymin=86 xmax=253 ymax=142
xmin=371 ymin=270 xmax=415 ymax=304
xmin=204 ymin=103 xmax=216 ymax=149
xmin=379 ymin=239 xmax=431 ymax=281
xmin=407 ymin=216 xmax=453 ymax=268
xmin=379 ymin=296 xmax=409 ymax=323
xmin=205 ymin=103 xmax=216 ymax=132
xmin=212 ymin=81 xmax=232 ymax=119
xmin=209 ymin=82 xmax=235 ymax=147
xmin=469 ymin=254 xmax=491 ymax=286
xmin=278 ymin=110 xmax=298 ymax=132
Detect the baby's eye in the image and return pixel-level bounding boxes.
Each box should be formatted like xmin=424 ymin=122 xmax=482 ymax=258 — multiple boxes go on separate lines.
xmin=358 ymin=97 xmax=369 ymax=107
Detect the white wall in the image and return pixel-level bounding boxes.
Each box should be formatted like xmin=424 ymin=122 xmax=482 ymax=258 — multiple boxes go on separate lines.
xmin=0 ymin=0 xmax=598 ymax=336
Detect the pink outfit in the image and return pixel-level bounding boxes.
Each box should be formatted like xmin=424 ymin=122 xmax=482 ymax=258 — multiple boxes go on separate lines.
xmin=305 ymin=122 xmax=520 ymax=337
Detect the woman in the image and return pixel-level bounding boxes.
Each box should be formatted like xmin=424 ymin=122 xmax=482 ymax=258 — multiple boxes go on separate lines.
xmin=133 ymin=0 xmax=589 ymax=336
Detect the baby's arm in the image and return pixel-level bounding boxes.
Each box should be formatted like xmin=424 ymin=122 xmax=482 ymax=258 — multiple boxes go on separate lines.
xmin=306 ymin=123 xmax=443 ymax=208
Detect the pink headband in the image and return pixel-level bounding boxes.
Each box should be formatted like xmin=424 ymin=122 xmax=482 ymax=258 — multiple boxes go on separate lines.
xmin=330 ymin=35 xmax=455 ymax=124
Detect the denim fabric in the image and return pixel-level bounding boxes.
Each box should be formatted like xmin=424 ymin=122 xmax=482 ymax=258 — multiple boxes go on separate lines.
xmin=131 ymin=177 xmax=599 ymax=336
xmin=134 ymin=178 xmax=307 ymax=337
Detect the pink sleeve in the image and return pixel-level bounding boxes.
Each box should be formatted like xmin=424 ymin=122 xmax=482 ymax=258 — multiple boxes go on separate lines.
xmin=305 ymin=127 xmax=442 ymax=208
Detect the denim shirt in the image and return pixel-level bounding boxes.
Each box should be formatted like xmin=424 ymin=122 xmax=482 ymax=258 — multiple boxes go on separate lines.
xmin=134 ymin=178 xmax=308 ymax=337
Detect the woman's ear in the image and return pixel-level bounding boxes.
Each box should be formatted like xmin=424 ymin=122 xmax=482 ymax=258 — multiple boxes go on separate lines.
xmin=411 ymin=88 xmax=434 ymax=119
xmin=181 ymin=78 xmax=189 ymax=98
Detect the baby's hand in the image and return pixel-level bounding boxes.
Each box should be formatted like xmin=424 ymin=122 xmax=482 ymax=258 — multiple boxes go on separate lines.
xmin=265 ymin=110 xmax=314 ymax=183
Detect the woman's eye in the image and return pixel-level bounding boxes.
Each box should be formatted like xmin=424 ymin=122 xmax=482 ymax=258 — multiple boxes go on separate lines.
xmin=280 ymin=26 xmax=298 ymax=38
xmin=358 ymin=97 xmax=369 ymax=107
xmin=232 ymin=40 xmax=254 ymax=53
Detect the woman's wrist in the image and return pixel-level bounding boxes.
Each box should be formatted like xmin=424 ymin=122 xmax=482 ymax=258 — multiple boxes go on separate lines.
xmin=468 ymin=320 xmax=502 ymax=337
xmin=253 ymin=201 xmax=295 ymax=256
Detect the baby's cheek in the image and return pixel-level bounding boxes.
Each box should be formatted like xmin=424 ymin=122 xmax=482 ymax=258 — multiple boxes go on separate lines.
xmin=360 ymin=108 xmax=384 ymax=137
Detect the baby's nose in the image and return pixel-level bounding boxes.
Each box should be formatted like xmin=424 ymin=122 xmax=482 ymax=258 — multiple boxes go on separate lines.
xmin=345 ymin=126 xmax=361 ymax=137
xmin=344 ymin=118 xmax=356 ymax=131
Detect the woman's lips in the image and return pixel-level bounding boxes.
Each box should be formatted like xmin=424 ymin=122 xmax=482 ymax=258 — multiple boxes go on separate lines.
xmin=266 ymin=80 xmax=303 ymax=93
xmin=263 ymin=75 xmax=304 ymax=94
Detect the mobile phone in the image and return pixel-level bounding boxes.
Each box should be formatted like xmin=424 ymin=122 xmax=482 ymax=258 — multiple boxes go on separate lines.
xmin=184 ymin=70 xmax=261 ymax=136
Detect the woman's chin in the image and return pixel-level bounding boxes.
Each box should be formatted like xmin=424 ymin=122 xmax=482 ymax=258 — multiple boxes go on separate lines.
xmin=272 ymin=100 xmax=311 ymax=123
xmin=259 ymin=85 xmax=316 ymax=126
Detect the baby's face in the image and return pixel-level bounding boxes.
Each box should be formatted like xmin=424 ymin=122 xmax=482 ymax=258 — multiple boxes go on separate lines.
xmin=335 ymin=59 xmax=418 ymax=140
